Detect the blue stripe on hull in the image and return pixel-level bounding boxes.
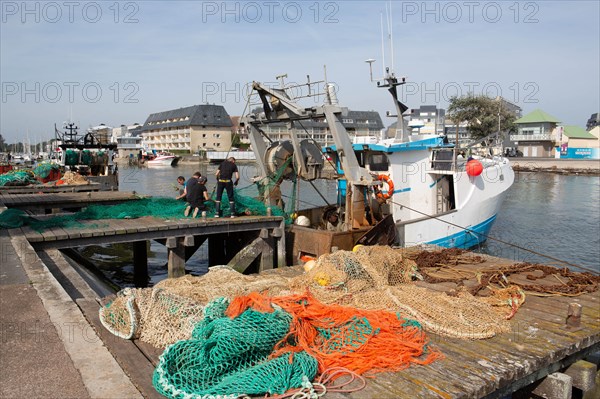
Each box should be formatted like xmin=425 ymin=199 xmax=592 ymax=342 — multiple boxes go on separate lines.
xmin=426 ymin=214 xmax=497 ymax=249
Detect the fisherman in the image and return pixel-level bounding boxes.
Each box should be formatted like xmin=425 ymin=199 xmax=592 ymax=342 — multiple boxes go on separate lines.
xmin=183 ymin=172 xmax=201 ymax=216
xmin=214 ymin=157 xmax=239 ymax=218
xmin=184 ymin=175 xmax=210 ymax=218
xmin=175 ymin=176 xmax=186 ymax=200
xmin=322 ymin=207 xmax=347 ymax=232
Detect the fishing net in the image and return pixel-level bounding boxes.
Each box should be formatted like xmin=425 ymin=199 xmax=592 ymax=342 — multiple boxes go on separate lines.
xmin=218 ymin=190 xmax=289 ymax=222
xmin=153 ymin=297 xmax=318 ymax=398
xmin=100 ymin=247 xmax=513 ymax=351
xmin=65 ymin=149 xmax=79 ymax=166
xmin=99 ymin=267 xmax=292 ymax=348
xmin=59 ymin=171 xmax=89 ymax=185
xmin=81 ymin=150 xmax=92 ymax=165
xmin=33 ymin=162 xmax=60 ymax=179
xmin=288 ymin=246 xmax=511 ymax=338
xmin=2 ymin=192 xmax=289 ymax=231
xmin=152 ymin=291 xmax=439 ymax=398
xmin=99 ymin=287 xmax=205 ymax=346
xmin=0 ymin=209 xmax=30 ymax=228
xmin=0 ymin=170 xmax=38 ymax=186
xmin=99 ymin=247 xmax=538 ymax=396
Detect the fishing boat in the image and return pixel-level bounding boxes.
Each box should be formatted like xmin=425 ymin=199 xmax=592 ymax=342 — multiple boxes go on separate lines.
xmin=146 ymin=152 xmax=180 ymax=166
xmin=241 ymin=70 xmax=514 ymax=262
xmin=52 ymin=122 xmax=119 ymax=190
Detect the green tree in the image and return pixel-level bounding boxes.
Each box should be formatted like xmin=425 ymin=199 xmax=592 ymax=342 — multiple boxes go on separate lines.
xmin=447 ymin=95 xmax=517 ymax=141
xmin=231 ymin=132 xmax=241 ymax=148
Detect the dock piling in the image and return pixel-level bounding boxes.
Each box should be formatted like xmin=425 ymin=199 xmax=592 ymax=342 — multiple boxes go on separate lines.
xmin=132 ymin=241 xmax=148 ymax=288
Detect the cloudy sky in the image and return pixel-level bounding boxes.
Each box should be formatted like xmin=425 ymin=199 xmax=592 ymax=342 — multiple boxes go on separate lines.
xmin=1 ymin=1 xmax=598 ymax=143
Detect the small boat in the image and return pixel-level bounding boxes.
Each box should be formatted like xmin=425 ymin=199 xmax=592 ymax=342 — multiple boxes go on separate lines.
xmin=147 ymin=153 xmax=180 ymax=166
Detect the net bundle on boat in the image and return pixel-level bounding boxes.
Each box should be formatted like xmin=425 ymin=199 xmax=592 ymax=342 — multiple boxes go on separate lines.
xmin=32 ymin=162 xmax=60 ymax=179
xmin=0 ymin=170 xmax=38 ymax=186
xmin=153 ymin=291 xmax=440 ymax=398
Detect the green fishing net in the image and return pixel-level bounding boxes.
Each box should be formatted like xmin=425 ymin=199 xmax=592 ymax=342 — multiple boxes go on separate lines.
xmin=0 ymin=192 xmax=291 ymax=231
xmin=0 ymin=170 xmax=38 ymax=186
xmin=33 ymin=162 xmax=60 ymax=179
xmin=81 ymin=150 xmax=92 ymax=165
xmin=0 ymin=209 xmax=30 ymax=228
xmin=153 ymin=297 xmax=318 ymax=398
xmin=65 ymin=149 xmax=79 ymax=165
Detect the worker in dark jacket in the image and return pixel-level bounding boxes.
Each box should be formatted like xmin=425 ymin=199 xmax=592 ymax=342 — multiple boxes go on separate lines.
xmin=215 ymin=157 xmax=239 ymax=218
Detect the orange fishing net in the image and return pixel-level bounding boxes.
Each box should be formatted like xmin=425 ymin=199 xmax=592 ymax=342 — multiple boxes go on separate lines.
xmin=226 ymin=291 xmax=443 ymax=376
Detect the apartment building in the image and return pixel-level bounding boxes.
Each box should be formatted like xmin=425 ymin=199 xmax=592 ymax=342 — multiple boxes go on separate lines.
xmin=142 ymin=105 xmax=233 ymax=154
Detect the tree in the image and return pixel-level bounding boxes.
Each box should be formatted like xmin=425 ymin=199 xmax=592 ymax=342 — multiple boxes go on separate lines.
xmin=447 ymin=95 xmax=517 ymax=141
xmin=231 ymin=132 xmax=241 ymax=148
xmin=0 ymin=134 xmax=6 ymax=152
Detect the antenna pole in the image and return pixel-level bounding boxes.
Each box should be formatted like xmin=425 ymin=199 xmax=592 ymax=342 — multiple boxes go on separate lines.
xmin=389 ymin=1 xmax=394 ymax=72
xmin=380 ymin=13 xmax=385 ymax=77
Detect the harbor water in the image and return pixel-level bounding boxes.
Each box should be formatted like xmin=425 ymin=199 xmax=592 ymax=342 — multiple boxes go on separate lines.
xmin=84 ymin=163 xmax=599 ymax=288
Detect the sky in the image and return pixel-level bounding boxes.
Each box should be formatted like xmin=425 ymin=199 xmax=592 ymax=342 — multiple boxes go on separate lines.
xmin=1 ymin=0 xmax=599 ymax=144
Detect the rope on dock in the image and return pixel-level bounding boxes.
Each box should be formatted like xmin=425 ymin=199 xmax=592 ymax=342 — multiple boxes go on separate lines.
xmin=389 ymin=199 xmax=599 ymax=275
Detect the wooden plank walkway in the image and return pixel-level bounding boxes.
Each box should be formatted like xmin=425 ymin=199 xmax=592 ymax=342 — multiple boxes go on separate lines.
xmin=20 ymin=215 xmax=284 ymax=250
xmin=0 ymin=182 xmax=103 ymax=194
xmin=0 ymin=191 xmax=141 ymax=213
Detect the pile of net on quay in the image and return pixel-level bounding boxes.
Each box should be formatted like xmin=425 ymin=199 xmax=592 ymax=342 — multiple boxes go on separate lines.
xmin=99 ymin=246 xmax=534 ymax=398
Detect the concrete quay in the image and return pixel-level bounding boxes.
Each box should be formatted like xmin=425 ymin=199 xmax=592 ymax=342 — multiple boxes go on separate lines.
xmin=0 ymin=229 xmax=142 ymax=399
xmin=510 ymin=157 xmax=600 ymax=175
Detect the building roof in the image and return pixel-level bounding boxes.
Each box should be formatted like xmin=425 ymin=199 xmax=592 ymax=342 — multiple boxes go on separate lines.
xmin=514 ymin=109 xmax=561 ymax=124
xmin=562 ymin=125 xmax=598 ymax=139
xmin=142 ymin=104 xmax=232 ymax=131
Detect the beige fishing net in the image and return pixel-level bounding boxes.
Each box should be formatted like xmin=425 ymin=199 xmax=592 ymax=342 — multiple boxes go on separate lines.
xmin=100 ymin=247 xmax=514 ymax=348
xmin=61 ymin=171 xmax=89 ymax=185
xmin=100 ymin=266 xmax=292 ymax=348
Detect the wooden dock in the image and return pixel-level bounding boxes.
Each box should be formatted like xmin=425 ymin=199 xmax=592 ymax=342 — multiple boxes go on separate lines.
xmin=2 ymin=191 xmax=287 ymax=285
xmin=0 ymin=182 xmax=103 ymax=194
xmin=1 ymin=191 xmax=598 ymax=398
xmin=0 ymin=191 xmax=140 ymax=214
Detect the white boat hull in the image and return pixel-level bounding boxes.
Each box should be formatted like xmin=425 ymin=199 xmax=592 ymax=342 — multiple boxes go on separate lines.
xmin=390 ymin=156 xmax=514 ymax=248
xmin=147 ymin=156 xmax=179 ymax=166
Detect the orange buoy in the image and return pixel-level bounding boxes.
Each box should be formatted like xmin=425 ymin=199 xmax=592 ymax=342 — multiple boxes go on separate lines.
xmin=466 ymin=159 xmax=483 ymax=176
xmin=375 ymin=174 xmax=395 ymax=200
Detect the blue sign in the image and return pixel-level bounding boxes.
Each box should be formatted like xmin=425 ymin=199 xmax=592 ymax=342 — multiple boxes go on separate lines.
xmin=556 ymin=147 xmax=600 ymax=159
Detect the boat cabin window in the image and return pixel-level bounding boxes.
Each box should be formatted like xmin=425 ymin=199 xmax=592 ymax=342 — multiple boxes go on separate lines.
xmin=367 ymin=153 xmax=389 ymax=172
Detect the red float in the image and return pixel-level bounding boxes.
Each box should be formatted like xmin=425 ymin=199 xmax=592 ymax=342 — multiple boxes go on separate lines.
xmin=466 ymin=159 xmax=483 ymax=177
